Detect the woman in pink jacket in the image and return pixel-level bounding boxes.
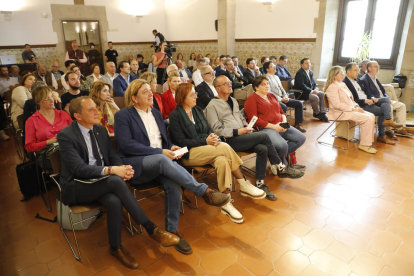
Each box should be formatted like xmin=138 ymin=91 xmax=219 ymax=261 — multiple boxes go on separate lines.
xmin=324 ymin=66 xmax=376 ymax=154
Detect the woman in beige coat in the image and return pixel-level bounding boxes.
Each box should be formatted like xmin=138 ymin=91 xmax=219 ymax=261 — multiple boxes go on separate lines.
xmin=11 ymin=73 xmax=36 ymax=129
xmin=325 ymin=66 xmax=376 ymax=154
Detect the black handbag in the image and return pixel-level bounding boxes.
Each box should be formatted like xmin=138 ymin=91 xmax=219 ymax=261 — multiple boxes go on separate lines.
xmin=392 ymin=74 xmax=407 ymax=89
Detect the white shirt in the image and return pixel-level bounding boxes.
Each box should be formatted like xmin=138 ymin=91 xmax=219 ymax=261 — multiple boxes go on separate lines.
xmin=39 ymin=74 xmax=58 ymax=90
xmin=120 ymin=74 xmax=131 ymax=85
xmin=61 ymin=73 xmax=69 ymax=91
xmin=93 ymin=74 xmax=101 ymax=83
xmin=192 ymin=69 xmax=203 ymax=87
xmin=207 ymin=82 xmax=218 ymax=97
xmin=305 ymin=70 xmax=311 ymax=82
xmin=179 ymin=69 xmax=189 ymax=81
xmin=348 ymin=77 xmax=367 ymax=100
xmin=266 ymin=74 xmax=286 ymax=100
xmin=135 ymin=107 xmax=162 ymax=149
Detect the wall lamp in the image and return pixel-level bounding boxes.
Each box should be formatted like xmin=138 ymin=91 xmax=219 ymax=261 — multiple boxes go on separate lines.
xmin=135 ymin=15 xmax=143 ymax=23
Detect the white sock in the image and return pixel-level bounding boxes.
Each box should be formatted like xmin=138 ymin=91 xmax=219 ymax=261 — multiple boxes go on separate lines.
xmin=277 ymin=162 xmax=286 ymax=171
xmin=256 ymin=180 xmax=264 ymax=187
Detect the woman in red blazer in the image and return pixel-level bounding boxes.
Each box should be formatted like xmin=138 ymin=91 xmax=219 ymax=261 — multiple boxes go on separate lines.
xmin=161 ymin=72 xmax=181 ymax=119
xmin=139 ymin=72 xmax=165 ymax=116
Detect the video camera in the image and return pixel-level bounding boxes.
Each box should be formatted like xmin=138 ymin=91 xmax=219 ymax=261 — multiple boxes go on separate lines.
xmin=164 ymin=42 xmax=177 ymax=56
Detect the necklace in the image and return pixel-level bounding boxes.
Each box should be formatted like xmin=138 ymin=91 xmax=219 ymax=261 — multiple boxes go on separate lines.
xmin=185 ymin=109 xmax=192 ymax=114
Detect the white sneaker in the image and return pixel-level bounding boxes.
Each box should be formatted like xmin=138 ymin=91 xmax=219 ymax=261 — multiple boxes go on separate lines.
xmin=239 ymin=179 xmax=266 ymax=199
xmin=270 ymin=164 xmax=278 ymax=176
xmin=0 ymin=130 xmax=10 ymax=141
xmin=221 ymin=200 xmax=243 ymax=223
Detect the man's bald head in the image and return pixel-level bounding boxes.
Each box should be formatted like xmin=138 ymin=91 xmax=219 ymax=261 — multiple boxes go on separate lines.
xmin=38 ymin=64 xmax=47 ymax=77
xmin=106 ymin=62 xmax=116 ymax=74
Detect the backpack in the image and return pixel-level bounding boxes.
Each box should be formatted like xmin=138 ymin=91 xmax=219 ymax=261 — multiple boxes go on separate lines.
xmin=16 ymin=161 xmax=41 ymax=200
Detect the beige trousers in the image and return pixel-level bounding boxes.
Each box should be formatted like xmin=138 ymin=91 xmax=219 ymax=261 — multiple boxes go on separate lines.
xmin=391 ymin=101 xmax=406 ymax=127
xmin=234 ymin=84 xmax=254 ymax=101
xmin=182 ymin=143 xmax=243 ymax=192
xmin=350 ymin=111 xmax=375 ymax=146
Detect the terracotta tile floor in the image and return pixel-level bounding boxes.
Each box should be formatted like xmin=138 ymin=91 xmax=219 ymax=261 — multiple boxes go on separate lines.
xmin=1 ymin=116 xmax=414 ymax=276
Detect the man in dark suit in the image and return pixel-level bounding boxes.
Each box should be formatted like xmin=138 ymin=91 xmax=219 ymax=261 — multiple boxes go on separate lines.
xmin=113 ymin=61 xmax=137 ymax=97
xmin=344 ymin=62 xmax=401 ymax=144
xmin=195 ymin=66 xmax=217 ymax=109
xmin=358 ymin=61 xmax=412 ymax=138
xmin=259 ymin=56 xmax=269 ymax=75
xmin=114 ymin=79 xmax=231 ymax=254
xmin=232 ymin=56 xmax=244 ymax=74
xmin=57 ymin=96 xmax=179 ymax=269
xmin=176 ymin=60 xmax=192 ymax=82
xmin=243 ymin=58 xmax=261 ymax=85
xmin=222 ymin=58 xmax=253 ymax=101
xmin=294 ymin=58 xmax=328 ymax=121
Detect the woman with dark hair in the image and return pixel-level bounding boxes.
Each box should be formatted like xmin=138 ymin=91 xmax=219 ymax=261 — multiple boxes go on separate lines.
xmin=87 ymin=63 xmax=103 ymax=84
xmin=176 ymin=53 xmax=186 ymax=68
xmin=152 ymin=41 xmax=169 ymax=84
xmin=244 ymin=75 xmax=306 ymax=176
xmin=71 ymin=65 xmax=91 ymax=91
xmin=169 ymin=83 xmax=265 ymax=224
xmin=89 ymin=80 xmax=120 ymax=136
xmin=11 ymin=73 xmax=36 ymax=129
xmin=187 ymin=53 xmax=196 ymax=69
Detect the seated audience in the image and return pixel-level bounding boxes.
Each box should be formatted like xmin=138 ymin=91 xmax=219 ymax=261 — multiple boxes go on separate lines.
xmin=294 ymin=58 xmax=328 ymax=122
xmin=259 ymin=56 xmax=269 ymax=75
xmin=162 ymin=64 xmax=187 ymax=93
xmin=232 ymin=56 xmax=244 ymax=73
xmin=176 ymin=53 xmax=186 ymax=68
xmin=87 ymin=63 xmax=103 ymax=84
xmin=139 ymin=72 xmax=164 ymax=116
xmin=195 ymin=66 xmax=217 ymax=109
xmin=33 ymin=64 xmax=58 ymax=90
xmin=206 ymin=76 xmax=303 ymax=196
xmin=264 ymin=61 xmax=306 ymax=132
xmin=153 ymin=42 xmax=169 ymax=84
xmin=113 ymin=61 xmax=137 ymax=97
xmin=269 ymin=55 xmax=278 ymax=65
xmin=114 ymin=79 xmax=231 ymax=254
xmin=161 ymin=72 xmax=181 ymax=119
xmin=213 ymin=56 xmax=221 ymax=69
xmin=71 ymin=65 xmax=91 ymax=91
xmin=65 ymin=41 xmax=88 ymax=75
xmin=130 ymin=60 xmax=140 ymax=79
xmin=137 ymin=54 xmax=148 ymax=73
xmin=58 ymin=96 xmax=179 ymax=269
xmin=0 ymin=65 xmax=19 ymax=96
xmin=214 ymin=55 xmax=226 ymax=77
xmin=359 ymin=61 xmax=412 ymax=138
xmin=176 ymin=60 xmax=192 ymax=82
xmin=244 ymin=75 xmax=306 ymax=171
xmin=61 ymin=72 xmax=90 ymax=114
xmin=206 ymin=53 xmax=212 ymax=60
xmin=243 ymin=58 xmax=262 ymax=85
xmin=358 ymin=59 xmax=370 ymax=78
xmin=192 ymin=58 xmax=207 ymax=87
xmin=51 ymin=62 xmax=64 ymax=82
xmin=128 ymin=54 xmax=134 ymax=65
xmin=203 ymin=57 xmax=210 ymax=67
xmin=325 ymin=66 xmax=377 ymax=153
xmin=187 ymin=53 xmax=196 ymax=69
xmin=276 ymin=55 xmax=295 ymax=82
xmin=222 ymin=58 xmax=253 ymax=101
xmin=344 ymin=62 xmax=402 ymax=145
xmin=89 ymin=80 xmax=120 ymax=136
xmin=25 ymin=86 xmax=72 ymax=169
xmin=61 ymin=60 xmax=76 ymax=91
xmin=11 ymin=73 xmax=36 ymax=129
xmin=100 ymin=62 xmax=119 ymax=87
xmin=10 ymin=65 xmax=21 ymax=82
xmin=170 ymin=82 xmax=265 ymax=223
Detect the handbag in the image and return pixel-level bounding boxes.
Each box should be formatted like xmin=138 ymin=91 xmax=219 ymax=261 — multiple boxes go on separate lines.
xmin=37 ymin=143 xmax=60 ymax=170
xmin=392 ymin=74 xmax=407 ymax=89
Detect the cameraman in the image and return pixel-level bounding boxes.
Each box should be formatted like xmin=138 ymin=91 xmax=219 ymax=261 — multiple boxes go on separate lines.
xmin=152 ymin=29 xmax=165 ymax=52
xmin=152 ymin=41 xmax=170 ymax=84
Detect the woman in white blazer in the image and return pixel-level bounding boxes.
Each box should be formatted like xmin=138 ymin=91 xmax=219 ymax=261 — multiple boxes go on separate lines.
xmin=324 ymin=66 xmax=376 ymax=154
xmin=11 ymin=73 xmax=36 ymax=129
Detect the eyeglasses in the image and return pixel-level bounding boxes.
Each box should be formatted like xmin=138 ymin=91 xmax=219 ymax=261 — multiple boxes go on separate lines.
xmin=189 ymin=92 xmax=198 ymax=98
xmin=43 ymin=97 xmax=54 ymax=101
xmin=216 ymin=81 xmax=232 ymax=87
xmin=203 ymin=71 xmax=215 ymax=75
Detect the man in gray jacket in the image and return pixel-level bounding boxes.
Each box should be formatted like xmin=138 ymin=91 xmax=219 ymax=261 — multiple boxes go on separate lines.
xmin=205 ymin=76 xmax=304 ymax=200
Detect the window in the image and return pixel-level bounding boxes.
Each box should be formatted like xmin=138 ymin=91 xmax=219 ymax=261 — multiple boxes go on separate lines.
xmin=333 ymin=0 xmax=408 ymax=69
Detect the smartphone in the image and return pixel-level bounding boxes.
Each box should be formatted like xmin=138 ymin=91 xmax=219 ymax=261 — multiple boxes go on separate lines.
xmin=280 ymin=122 xmax=290 ymax=129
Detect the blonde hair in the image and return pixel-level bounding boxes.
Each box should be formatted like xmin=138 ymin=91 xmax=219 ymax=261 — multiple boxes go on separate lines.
xmin=90 ymin=80 xmax=113 ymax=106
xmin=32 ymin=86 xmax=53 ymax=104
xmin=125 ymin=79 xmax=149 ymax=108
xmin=324 ymin=66 xmax=343 ymax=91
xmin=166 ymin=71 xmax=180 ymax=90
xmin=139 ymin=72 xmax=157 ymax=85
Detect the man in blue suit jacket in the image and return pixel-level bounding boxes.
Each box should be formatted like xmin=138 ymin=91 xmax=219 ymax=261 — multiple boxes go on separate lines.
xmin=113 ymin=61 xmax=137 ymax=97
xmin=114 ymin=79 xmax=231 ymax=254
xmin=176 ymin=60 xmax=192 ymax=81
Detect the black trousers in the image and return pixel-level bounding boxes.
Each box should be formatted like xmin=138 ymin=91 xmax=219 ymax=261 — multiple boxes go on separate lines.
xmin=156 ymin=67 xmax=166 ymax=85
xmin=75 ymin=175 xmax=149 ymax=248
xmin=280 ymin=99 xmax=304 ymax=125
xmin=0 ymin=94 xmax=7 ymax=131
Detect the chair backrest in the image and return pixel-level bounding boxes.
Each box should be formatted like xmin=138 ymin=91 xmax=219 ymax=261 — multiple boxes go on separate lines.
xmin=50 ymin=149 xmax=62 ymax=174
xmin=17 ymin=114 xmax=24 ymax=130
xmin=281 ymin=81 xmax=289 ymax=93
xmin=3 ymin=90 xmax=12 ymax=104
xmin=323 ymin=94 xmax=329 ymax=109
xmin=57 ymin=79 xmax=63 ymax=90
xmin=113 ymin=97 xmax=126 ymax=110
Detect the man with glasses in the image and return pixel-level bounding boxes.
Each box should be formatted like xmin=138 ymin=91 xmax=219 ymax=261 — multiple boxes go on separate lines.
xmin=51 ymin=62 xmax=64 ymax=81
xmin=192 ymin=58 xmax=207 ymax=87
xmin=176 ymin=60 xmax=192 ymax=82
xmin=214 ymin=55 xmax=227 ymax=77
xmin=33 ymin=64 xmax=58 ymax=90
xmin=113 ymin=61 xmax=138 ymax=97
xmin=162 ymin=64 xmax=187 ymax=93
xmin=359 ymin=61 xmax=412 ymax=138
xmin=222 ymin=58 xmax=253 ymax=102
xmin=10 ymin=65 xmax=21 ymax=81
xmin=195 ymin=66 xmax=217 ymax=109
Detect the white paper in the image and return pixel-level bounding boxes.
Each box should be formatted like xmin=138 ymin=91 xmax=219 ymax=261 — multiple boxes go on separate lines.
xmin=247 ymin=116 xmax=258 ymax=130
xmin=174 ymin=146 xmax=188 ymax=157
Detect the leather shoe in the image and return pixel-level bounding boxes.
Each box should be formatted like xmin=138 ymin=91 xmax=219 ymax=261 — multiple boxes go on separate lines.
xmin=377 ymin=136 xmax=397 ymax=145
xmin=382 ymin=119 xmax=403 ymax=128
xmin=294 ymin=125 xmax=306 ymax=132
xmin=202 ymin=188 xmax=230 ymax=207
xmin=385 ymin=130 xmax=399 ymax=140
xmin=171 ymin=232 xmax=192 ymax=254
xmin=394 ymin=128 xmax=414 ymax=137
xmin=317 ymin=113 xmax=329 ymax=122
xmin=149 ymin=227 xmax=179 ymax=247
xmin=110 ymin=246 xmax=139 ymax=269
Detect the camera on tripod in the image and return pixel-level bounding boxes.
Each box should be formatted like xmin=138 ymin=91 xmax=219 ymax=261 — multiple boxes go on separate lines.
xmin=165 ymin=42 xmax=177 ymax=56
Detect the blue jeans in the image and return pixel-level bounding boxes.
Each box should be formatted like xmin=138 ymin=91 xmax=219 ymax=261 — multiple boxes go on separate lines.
xmin=129 ymin=154 xmax=208 ymax=232
xmin=362 ymin=97 xmax=391 ymax=137
xmin=259 ymin=127 xmax=306 ymax=165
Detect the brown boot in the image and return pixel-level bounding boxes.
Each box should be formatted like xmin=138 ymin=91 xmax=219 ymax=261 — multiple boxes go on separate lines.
xmin=394 ymin=128 xmax=414 ymax=138
xmin=385 ymin=130 xmax=399 ymax=140
xmin=149 ymin=227 xmax=180 ymax=247
xmin=377 ymin=136 xmax=397 ymax=145
xmin=382 ymin=119 xmax=403 ymax=128
xmin=202 ymin=188 xmax=231 ymax=207
xmin=110 ymin=246 xmax=139 ymax=269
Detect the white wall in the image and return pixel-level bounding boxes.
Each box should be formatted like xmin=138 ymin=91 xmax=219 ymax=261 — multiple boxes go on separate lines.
xmin=235 ymin=0 xmax=319 ymax=38
xmin=165 ymin=0 xmax=218 ymax=41
xmin=0 ymin=0 xmax=72 ymax=46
